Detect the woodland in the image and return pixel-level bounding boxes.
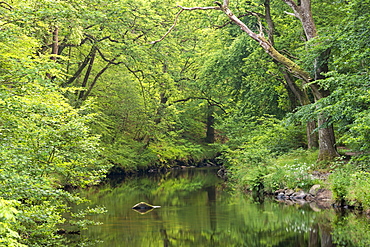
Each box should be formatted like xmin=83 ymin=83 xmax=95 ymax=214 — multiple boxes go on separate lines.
xmin=0 ymin=0 xmax=369 ymax=246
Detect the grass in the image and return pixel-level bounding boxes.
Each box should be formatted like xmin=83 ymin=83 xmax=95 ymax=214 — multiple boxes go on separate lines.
xmin=274 ymin=148 xmax=319 ymax=168
xmin=262 ymin=149 xmax=322 ymax=191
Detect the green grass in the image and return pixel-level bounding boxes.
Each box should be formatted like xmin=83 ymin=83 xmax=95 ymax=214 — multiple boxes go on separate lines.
xmin=261 ymin=149 xmax=321 ymax=192
xmin=274 ymin=148 xmax=319 ymax=168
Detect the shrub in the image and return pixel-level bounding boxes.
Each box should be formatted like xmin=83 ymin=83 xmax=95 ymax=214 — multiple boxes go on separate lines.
xmin=330 ymin=162 xmax=370 ymax=209
xmin=347 ymin=171 xmax=370 ymax=209
xmin=222 ymin=115 xmax=311 ymax=192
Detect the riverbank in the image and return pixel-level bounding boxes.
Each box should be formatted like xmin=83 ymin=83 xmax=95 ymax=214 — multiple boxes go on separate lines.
xmin=224 ymin=148 xmax=370 ymax=214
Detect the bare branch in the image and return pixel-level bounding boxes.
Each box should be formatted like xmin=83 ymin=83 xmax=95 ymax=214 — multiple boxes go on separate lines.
xmin=96 ymin=48 xmax=124 ymax=65
xmin=252 ymin=12 xmax=264 ymax=37
xmin=284 ymin=11 xmax=297 ymax=18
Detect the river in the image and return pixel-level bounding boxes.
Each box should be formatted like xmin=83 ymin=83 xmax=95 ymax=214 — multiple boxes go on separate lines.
xmin=70 ymin=167 xmax=370 ymax=246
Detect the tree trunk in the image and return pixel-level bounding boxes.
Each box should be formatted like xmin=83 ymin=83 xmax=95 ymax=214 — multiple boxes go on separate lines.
xmin=78 ymin=46 xmax=97 ymax=100
xmin=47 ymin=26 xmax=59 ymax=79
xmin=307 ymin=120 xmax=318 ymax=149
xmin=317 ymin=118 xmax=338 ymax=160
xmin=63 ymin=45 xmax=97 ymax=87
xmin=51 ymin=26 xmax=59 ymax=61
xmin=205 ymin=114 xmax=215 ymax=143
xmin=281 ymin=66 xmax=319 ymax=148
xmin=282 ymin=0 xmax=339 ymax=159
xmin=266 ymin=1 xmax=318 ymax=149
xmin=154 ymin=92 xmax=168 ymax=124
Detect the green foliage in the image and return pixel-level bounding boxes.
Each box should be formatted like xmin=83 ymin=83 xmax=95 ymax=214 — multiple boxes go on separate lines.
xmin=0 ymin=82 xmax=109 ymax=245
xmin=329 ymin=164 xmax=351 ymax=205
xmin=0 ymin=199 xmax=26 ymax=247
xmin=341 ymin=109 xmax=370 ymax=156
xmin=222 ymin=115 xmax=308 ymax=192
xmin=0 ymin=5 xmax=110 ymax=244
xmin=347 ymin=171 xmax=370 ymax=209
xmin=0 ymin=0 xmax=370 ymax=244
xmin=69 ymin=206 xmax=107 ymax=230
xmin=264 ymin=149 xmax=319 ymax=192
xmin=330 ymin=161 xmax=370 ymax=209
xmin=0 ymin=83 xmax=110 ymax=187
xmin=104 ymin=138 xmax=158 ymax=171
xmin=331 ymin=213 xmax=370 ymax=247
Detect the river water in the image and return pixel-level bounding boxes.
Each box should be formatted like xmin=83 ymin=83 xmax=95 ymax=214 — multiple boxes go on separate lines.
xmin=71 ymin=167 xmax=370 ymax=247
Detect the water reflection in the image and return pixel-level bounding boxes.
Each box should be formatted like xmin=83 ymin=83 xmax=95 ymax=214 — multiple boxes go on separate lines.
xmin=71 ymin=168 xmax=369 ymax=247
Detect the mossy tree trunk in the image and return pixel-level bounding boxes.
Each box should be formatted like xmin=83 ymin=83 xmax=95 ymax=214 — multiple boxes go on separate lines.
xmin=282 ymin=0 xmax=339 ymax=160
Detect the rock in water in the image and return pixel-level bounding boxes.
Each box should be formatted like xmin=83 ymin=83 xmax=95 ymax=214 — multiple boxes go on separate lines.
xmin=132 ymin=202 xmax=161 ymax=214
xmin=132 ymin=202 xmax=161 ymax=209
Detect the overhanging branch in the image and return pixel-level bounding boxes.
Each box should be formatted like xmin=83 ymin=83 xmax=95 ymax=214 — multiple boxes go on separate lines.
xmin=172 ymin=96 xmax=227 ymax=114
xmin=153 ymin=1 xmax=312 ymax=86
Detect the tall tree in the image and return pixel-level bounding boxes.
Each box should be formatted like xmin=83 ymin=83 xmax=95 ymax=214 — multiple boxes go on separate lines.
xmin=165 ymin=0 xmax=339 ymax=160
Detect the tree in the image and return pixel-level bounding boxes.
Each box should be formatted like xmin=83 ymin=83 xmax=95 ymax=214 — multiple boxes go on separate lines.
xmin=159 ymin=0 xmax=339 ymax=160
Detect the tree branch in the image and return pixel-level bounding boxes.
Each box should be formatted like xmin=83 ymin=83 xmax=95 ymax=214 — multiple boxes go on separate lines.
xmin=63 ymin=45 xmax=97 ymax=86
xmin=0 ymin=1 xmax=12 ymax=10
xmin=82 ymin=63 xmax=112 ymax=101
xmin=264 ymin=0 xmax=275 ymax=45
xmin=96 ymin=48 xmax=124 ymax=65
xmin=158 ymin=1 xmax=312 ymax=86
xmin=150 ymin=9 xmax=184 ymax=44
xmin=282 ymin=0 xmax=300 ymax=15
xmin=284 ymin=11 xmax=297 ymax=18
xmin=172 ymin=97 xmax=227 ymax=113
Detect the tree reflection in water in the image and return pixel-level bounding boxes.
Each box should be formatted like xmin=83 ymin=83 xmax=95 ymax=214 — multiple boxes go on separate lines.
xmin=72 ymin=168 xmax=370 ymax=247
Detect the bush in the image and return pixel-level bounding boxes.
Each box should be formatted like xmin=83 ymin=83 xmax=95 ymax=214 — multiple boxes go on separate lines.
xmin=347 ymin=171 xmax=370 ymax=209
xmin=0 ymin=83 xmax=109 ymax=245
xmin=330 ymin=162 xmax=370 ymax=209
xmin=222 ymin=115 xmax=311 ymax=192
xmin=0 ymin=199 xmax=26 ymax=247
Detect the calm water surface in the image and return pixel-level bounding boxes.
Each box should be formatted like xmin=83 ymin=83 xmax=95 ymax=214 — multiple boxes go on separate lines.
xmin=72 ymin=167 xmax=369 ymax=247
